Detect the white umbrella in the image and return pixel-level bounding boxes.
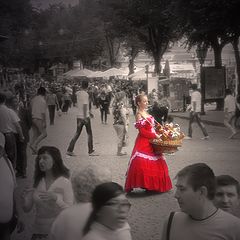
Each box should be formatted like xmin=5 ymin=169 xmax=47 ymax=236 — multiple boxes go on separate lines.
xmin=70 ymin=68 xmax=94 ymax=77
xmin=63 ymin=69 xmax=80 ymax=76
xmin=128 ymin=68 xmax=147 ymax=80
xmin=87 ymin=71 xmax=103 ymax=78
xmin=98 ymin=68 xmax=128 ymax=78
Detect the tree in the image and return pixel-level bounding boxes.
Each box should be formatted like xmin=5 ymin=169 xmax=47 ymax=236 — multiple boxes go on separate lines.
xmin=118 ymin=0 xmax=182 ymax=75
xmin=0 ymin=0 xmax=34 ymax=67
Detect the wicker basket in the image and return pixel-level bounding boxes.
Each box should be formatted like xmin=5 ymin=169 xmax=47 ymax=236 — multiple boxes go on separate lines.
xmin=150 ymin=139 xmax=183 ymax=154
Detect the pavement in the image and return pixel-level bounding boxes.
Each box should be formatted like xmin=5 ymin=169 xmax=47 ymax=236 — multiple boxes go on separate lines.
xmin=170 ymin=104 xmax=225 ymax=127
xmin=12 ymin=105 xmax=240 ymax=240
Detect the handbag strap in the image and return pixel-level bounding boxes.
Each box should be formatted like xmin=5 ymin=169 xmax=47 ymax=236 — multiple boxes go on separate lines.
xmin=167 ymin=211 xmax=175 ymax=240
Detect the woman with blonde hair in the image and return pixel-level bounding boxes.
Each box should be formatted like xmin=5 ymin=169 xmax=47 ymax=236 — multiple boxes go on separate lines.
xmin=125 ymin=94 xmax=172 ymax=193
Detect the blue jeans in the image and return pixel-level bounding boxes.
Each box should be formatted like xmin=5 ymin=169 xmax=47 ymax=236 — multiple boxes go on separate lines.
xmin=67 ymin=117 xmax=93 ymax=153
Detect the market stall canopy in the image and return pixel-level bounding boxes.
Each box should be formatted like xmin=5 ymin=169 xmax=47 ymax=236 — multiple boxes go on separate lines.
xmin=63 ymin=69 xmax=81 ymax=77
xmin=128 ymin=68 xmax=146 ymax=80
xmin=68 ymin=68 xmax=94 ymax=77
xmin=97 ymin=67 xmax=128 ymax=78
xmin=170 ymin=63 xmax=195 ymax=73
xmin=87 ymin=71 xmax=103 ymax=78
xmin=63 ymin=68 xmax=94 ymax=78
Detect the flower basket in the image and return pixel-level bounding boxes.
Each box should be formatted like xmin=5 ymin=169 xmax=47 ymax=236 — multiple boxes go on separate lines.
xmin=150 ymin=139 xmax=183 ymax=154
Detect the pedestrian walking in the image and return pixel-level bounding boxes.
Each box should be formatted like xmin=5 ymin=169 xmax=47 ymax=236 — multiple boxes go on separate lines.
xmin=82 ymin=182 xmax=132 ymax=240
xmin=185 ymin=84 xmax=209 ymax=140
xmin=224 ymin=88 xmax=238 ymax=139
xmin=98 ymin=91 xmax=110 ymax=124
xmin=10 ymin=96 xmax=31 ymax=178
xmin=46 ymin=88 xmax=59 ymax=125
xmin=112 ymin=92 xmax=129 ymax=156
xmin=0 ymin=92 xmax=25 ymax=168
xmin=125 ymin=94 xmax=172 ymax=193
xmin=29 ymin=87 xmax=47 ymax=154
xmin=66 ymin=80 xmax=98 ymax=157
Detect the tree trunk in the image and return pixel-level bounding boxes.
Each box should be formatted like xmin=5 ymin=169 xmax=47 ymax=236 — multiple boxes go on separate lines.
xmin=128 ymin=46 xmax=138 ymax=75
xmin=153 ymin=52 xmax=161 ymax=75
xmin=212 ymin=44 xmax=224 ymax=110
xmin=105 ymin=34 xmax=115 ymax=67
xmin=232 ymin=36 xmax=240 ymax=95
xmin=212 ymin=44 xmax=223 ymax=68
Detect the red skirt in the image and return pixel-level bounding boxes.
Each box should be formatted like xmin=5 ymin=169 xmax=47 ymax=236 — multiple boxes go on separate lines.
xmin=125 ymin=152 xmax=172 ymax=192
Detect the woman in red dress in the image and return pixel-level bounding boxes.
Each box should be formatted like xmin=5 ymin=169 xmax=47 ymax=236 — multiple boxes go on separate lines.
xmin=125 ymin=95 xmax=172 ymax=193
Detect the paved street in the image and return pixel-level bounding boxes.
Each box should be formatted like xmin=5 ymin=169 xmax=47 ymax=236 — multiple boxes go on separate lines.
xmin=13 ymin=106 xmax=240 ymax=240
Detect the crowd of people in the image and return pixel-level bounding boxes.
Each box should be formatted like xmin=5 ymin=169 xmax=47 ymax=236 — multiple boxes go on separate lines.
xmin=0 ymin=75 xmax=240 ymax=240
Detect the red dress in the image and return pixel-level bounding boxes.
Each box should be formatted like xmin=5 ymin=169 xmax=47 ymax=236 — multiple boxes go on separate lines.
xmin=125 ymin=115 xmax=172 ymax=192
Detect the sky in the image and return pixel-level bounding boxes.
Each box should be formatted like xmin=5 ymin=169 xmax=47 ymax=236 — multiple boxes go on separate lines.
xmin=31 ymin=0 xmax=79 ymax=9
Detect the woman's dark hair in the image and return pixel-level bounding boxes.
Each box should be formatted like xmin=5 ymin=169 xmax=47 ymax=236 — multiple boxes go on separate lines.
xmin=33 ymin=146 xmax=70 ymax=187
xmin=83 ymin=182 xmax=124 ymax=235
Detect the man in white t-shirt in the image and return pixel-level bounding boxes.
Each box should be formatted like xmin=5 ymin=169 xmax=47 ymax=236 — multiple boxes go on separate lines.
xmin=161 ymin=163 xmax=240 ymax=240
xmin=30 ymin=87 xmax=47 ymax=154
xmin=224 ymin=88 xmax=238 ymax=139
xmin=67 ymin=81 xmax=98 ymax=156
xmin=185 ymin=84 xmax=209 ymax=140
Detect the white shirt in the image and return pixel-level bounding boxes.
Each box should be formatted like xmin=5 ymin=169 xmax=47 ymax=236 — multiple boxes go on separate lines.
xmin=76 ymin=90 xmax=89 ymax=118
xmin=224 ymin=95 xmax=236 ymax=113
xmin=0 ymin=104 xmax=20 ymax=133
xmin=50 ymin=202 xmax=92 ymax=240
xmin=82 ymin=222 xmax=132 ymax=240
xmin=161 ymin=209 xmax=240 ymax=240
xmin=31 ymin=95 xmax=47 ymax=120
xmin=32 ymin=177 xmax=74 ymax=234
xmin=191 ymin=91 xmax=201 ymax=113
xmin=0 ymin=155 xmax=16 ymax=223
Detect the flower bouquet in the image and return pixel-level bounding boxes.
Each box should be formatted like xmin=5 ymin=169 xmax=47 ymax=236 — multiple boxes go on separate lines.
xmin=150 ymin=123 xmax=185 ymax=154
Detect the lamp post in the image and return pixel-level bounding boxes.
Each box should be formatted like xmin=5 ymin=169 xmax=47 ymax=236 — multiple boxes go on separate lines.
xmin=196 ymin=44 xmax=208 ymax=115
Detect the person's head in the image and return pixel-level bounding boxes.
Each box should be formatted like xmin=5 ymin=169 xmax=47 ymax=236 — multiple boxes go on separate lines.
xmin=8 ymin=96 xmax=19 ymax=110
xmin=225 ymin=88 xmax=232 ymax=96
xmin=0 ymin=92 xmax=6 ymax=104
xmin=135 ymin=94 xmax=148 ymax=110
xmin=191 ymin=84 xmax=198 ymax=91
xmin=83 ymin=182 xmax=131 ymax=234
xmin=174 ymin=163 xmax=216 ymax=215
xmin=214 ymin=175 xmax=240 ymax=214
xmin=166 ymin=115 xmax=174 ymax=123
xmin=82 ymin=80 xmax=89 ymax=90
xmin=37 ymin=87 xmax=46 ymax=96
xmin=71 ymin=164 xmax=111 ymax=203
xmin=33 ymin=146 xmax=69 ymax=187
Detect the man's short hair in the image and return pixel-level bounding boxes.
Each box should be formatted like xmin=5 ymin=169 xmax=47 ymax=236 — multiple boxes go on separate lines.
xmin=176 ymin=163 xmax=216 ymax=200
xmin=82 ymin=80 xmax=89 ymax=89
xmin=191 ymin=84 xmax=198 ymax=91
xmin=225 ymin=88 xmax=232 ymax=95
xmin=37 ymin=87 xmax=46 ymax=96
xmin=216 ymin=175 xmax=240 ymax=196
xmin=0 ymin=92 xmax=6 ymax=104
